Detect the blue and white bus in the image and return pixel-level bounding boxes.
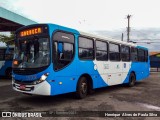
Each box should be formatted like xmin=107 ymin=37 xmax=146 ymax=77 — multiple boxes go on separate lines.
xmin=12 ymin=24 xmax=150 ymax=98
xmin=0 ymin=46 xmax=14 ymax=78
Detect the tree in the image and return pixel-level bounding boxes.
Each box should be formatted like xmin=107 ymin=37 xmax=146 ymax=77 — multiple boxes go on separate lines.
xmin=0 ymin=32 xmax=15 ymax=45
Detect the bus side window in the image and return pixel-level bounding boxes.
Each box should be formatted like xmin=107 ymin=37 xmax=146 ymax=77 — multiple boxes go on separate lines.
xmin=78 ymin=37 xmax=94 ymax=60
xmin=63 ymin=43 xmax=73 ymax=60
xmin=96 ymin=40 xmax=108 ymax=61
xmin=109 ymin=43 xmax=120 ymax=61
xmin=54 ymin=42 xmax=74 ymax=70
xmin=145 ymin=50 xmax=148 ymax=62
xmin=5 ymin=48 xmax=14 ymax=61
xmin=53 ymin=31 xmax=75 ymax=71
xmin=138 ymin=49 xmax=145 ymax=62
xmin=121 ymin=45 xmax=130 ymax=61
xmin=131 ymin=47 xmax=138 ymax=61
xmin=55 ymin=42 xmax=74 ymax=60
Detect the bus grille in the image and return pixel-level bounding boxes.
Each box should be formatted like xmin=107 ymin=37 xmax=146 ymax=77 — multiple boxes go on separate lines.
xmin=13 ymin=67 xmax=47 ymax=75
xmin=14 ymin=80 xmax=35 ymax=85
xmin=13 ymin=69 xmax=37 ymax=75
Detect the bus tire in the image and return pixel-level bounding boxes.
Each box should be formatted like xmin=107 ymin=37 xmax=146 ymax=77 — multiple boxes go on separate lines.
xmin=128 ymin=72 xmax=136 ymax=87
xmin=6 ymin=68 xmax=12 ymax=79
xmin=76 ymin=77 xmax=88 ymax=99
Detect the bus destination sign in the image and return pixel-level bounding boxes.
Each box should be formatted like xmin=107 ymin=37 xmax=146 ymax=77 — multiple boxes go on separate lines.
xmin=19 ymin=27 xmax=42 ymax=37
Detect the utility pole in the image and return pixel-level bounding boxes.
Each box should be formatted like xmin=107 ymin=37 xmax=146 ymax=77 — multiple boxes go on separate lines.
xmin=121 ymin=33 xmax=123 ymax=41
xmin=127 ymin=14 xmax=131 ymax=42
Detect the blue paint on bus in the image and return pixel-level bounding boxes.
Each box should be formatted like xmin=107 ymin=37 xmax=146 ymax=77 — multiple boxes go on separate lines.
xmin=0 ymin=46 xmax=14 ymax=77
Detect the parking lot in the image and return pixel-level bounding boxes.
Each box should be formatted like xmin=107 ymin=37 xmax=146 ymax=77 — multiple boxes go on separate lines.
xmin=0 ymin=72 xmax=160 ymax=120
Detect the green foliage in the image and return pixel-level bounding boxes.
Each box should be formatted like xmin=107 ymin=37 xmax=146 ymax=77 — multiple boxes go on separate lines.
xmin=156 ymin=54 xmax=160 ymax=57
xmin=0 ymin=32 xmax=15 ymax=45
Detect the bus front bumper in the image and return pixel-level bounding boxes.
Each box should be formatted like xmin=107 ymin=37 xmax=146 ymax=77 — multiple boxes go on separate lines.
xmin=12 ymin=80 xmax=51 ymax=96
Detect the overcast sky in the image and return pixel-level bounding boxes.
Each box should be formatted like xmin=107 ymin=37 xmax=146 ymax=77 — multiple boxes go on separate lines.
xmin=1 ymin=0 xmax=160 ymax=31
xmin=1 ymin=0 xmax=160 ymax=51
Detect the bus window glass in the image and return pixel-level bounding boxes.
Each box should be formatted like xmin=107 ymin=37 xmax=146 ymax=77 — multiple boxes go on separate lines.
xmin=53 ymin=32 xmax=74 ymax=43
xmin=131 ymin=47 xmax=138 ymax=61
xmin=138 ymin=49 xmax=145 ymax=62
xmin=121 ymin=45 xmax=130 ymax=61
xmin=96 ymin=40 xmax=108 ymax=61
xmin=53 ymin=31 xmax=74 ymax=70
xmin=5 ymin=49 xmax=14 ymax=60
xmin=13 ymin=37 xmax=50 ymax=68
xmin=63 ymin=43 xmax=73 ymax=60
xmin=109 ymin=43 xmax=120 ymax=61
xmin=145 ymin=50 xmax=148 ymax=62
xmin=79 ymin=37 xmax=94 ymax=60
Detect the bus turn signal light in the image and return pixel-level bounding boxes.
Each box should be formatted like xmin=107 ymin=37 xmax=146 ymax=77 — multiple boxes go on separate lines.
xmin=13 ymin=60 xmax=18 ymax=65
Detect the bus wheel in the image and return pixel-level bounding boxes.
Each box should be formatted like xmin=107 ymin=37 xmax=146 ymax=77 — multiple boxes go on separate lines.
xmin=128 ymin=73 xmax=136 ymax=87
xmin=76 ymin=77 xmax=88 ymax=99
xmin=6 ymin=68 xmax=12 ymax=79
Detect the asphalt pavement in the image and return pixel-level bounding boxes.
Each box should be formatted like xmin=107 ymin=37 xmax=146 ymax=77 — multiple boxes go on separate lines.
xmin=0 ymin=72 xmax=160 ymax=120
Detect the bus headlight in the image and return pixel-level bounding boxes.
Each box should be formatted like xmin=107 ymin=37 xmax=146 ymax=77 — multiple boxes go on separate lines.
xmin=34 ymin=73 xmax=49 ymax=84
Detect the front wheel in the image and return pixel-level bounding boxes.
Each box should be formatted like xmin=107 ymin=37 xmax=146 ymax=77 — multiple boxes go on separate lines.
xmin=128 ymin=73 xmax=136 ymax=87
xmin=76 ymin=77 xmax=88 ymax=99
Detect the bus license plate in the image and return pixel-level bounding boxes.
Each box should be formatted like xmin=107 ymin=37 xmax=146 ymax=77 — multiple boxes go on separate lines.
xmin=20 ymin=85 xmax=26 ymax=90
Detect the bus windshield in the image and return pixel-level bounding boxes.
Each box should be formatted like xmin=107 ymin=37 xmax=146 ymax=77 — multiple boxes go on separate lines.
xmin=13 ymin=37 xmax=50 ymax=69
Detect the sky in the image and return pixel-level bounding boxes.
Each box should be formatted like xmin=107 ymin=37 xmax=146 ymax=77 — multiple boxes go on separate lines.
xmin=0 ymin=0 xmax=160 ymax=51
xmin=1 ymin=0 xmax=160 ymax=31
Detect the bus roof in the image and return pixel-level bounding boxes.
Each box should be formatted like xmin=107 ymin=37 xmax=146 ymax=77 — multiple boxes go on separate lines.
xmin=79 ymin=31 xmax=137 ymax=47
